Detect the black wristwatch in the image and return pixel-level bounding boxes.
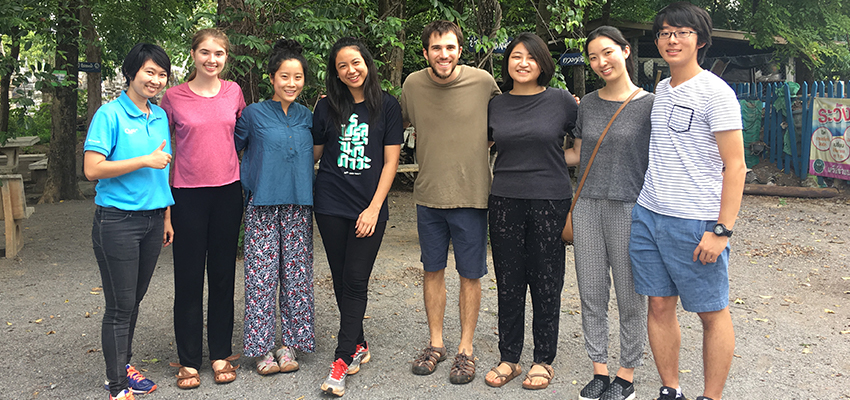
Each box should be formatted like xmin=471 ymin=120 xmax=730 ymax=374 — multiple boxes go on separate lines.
xmin=712 ymin=223 xmax=733 ymax=237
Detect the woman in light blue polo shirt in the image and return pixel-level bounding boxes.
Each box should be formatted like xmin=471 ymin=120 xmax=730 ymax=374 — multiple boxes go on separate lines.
xmin=234 ymin=39 xmax=315 ymax=376
xmin=83 ymin=43 xmax=174 ymax=400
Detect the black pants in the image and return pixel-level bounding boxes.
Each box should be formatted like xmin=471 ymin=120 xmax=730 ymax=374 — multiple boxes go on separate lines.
xmin=488 ymin=195 xmax=569 ymax=365
xmin=315 ymin=213 xmax=386 ymax=363
xmin=171 ymin=182 xmax=243 ymax=369
xmin=92 ymin=206 xmax=164 ymax=396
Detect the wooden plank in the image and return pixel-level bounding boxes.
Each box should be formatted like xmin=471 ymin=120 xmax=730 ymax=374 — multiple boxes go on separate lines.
xmin=744 ymin=184 xmax=839 ymax=198
xmin=0 ymin=175 xmax=30 ymax=220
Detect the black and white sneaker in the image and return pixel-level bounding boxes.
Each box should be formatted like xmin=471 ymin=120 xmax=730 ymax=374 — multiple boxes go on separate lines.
xmin=579 ymin=375 xmax=610 ymax=400
xmin=600 ymin=377 xmax=635 ymax=400
xmin=694 ymin=397 xmax=714 ymax=400
xmin=657 ymin=386 xmax=686 ymax=400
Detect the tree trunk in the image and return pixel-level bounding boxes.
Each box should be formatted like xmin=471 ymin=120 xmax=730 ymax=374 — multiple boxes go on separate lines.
xmin=217 ymin=0 xmax=260 ymax=105
xmin=41 ymin=0 xmax=84 ymax=203
xmin=601 ymin=0 xmax=612 ymax=25
xmin=81 ymin=0 xmax=101 ymax=128
xmin=1 ymin=28 xmax=20 ymax=138
xmin=535 ymin=0 xmax=552 ymax=41
xmin=378 ymin=0 xmax=405 ymax=89
xmin=474 ymin=0 xmax=501 ymax=75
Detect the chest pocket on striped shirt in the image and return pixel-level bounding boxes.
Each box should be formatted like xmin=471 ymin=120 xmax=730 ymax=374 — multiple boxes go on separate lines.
xmin=667 ymin=105 xmax=694 ymax=133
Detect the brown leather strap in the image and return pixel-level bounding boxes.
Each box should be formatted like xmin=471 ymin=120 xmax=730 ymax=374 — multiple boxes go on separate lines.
xmin=569 ymin=88 xmax=642 ymax=213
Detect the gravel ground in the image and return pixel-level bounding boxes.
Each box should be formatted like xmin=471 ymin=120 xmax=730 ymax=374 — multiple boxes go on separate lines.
xmin=0 ymin=183 xmax=848 ymax=400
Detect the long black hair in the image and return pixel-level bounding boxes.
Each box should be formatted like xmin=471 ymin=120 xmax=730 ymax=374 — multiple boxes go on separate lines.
xmin=325 ymin=37 xmax=383 ymax=130
xmin=585 ymin=26 xmax=636 ymax=81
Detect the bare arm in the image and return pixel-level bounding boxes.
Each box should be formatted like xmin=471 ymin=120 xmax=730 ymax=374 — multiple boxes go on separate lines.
xmin=693 ymin=129 xmax=746 ymax=265
xmin=313 ymin=145 xmax=324 ymax=163
xmin=564 ymin=138 xmax=581 ymax=166
xmin=355 ymin=144 xmax=401 ymax=238
xmin=163 ymin=206 xmax=174 ymax=246
xmin=83 ymin=140 xmax=172 ymax=181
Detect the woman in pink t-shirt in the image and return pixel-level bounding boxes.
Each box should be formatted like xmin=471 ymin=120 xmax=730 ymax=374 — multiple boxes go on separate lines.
xmin=160 ymin=28 xmax=246 ymax=389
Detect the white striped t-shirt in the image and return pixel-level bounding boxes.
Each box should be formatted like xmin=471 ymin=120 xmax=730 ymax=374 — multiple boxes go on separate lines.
xmin=637 ymin=70 xmax=742 ymax=220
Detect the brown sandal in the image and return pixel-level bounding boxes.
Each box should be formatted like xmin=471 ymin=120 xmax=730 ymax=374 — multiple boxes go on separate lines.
xmin=411 ymin=345 xmax=446 ymax=375
xmin=211 ymin=354 xmax=240 ymax=384
xmin=485 ymin=361 xmax=522 ymax=388
xmin=169 ymin=362 xmax=200 ymax=390
xmin=449 ymin=352 xmax=476 ymax=384
xmin=521 ymin=362 xmax=554 ymax=390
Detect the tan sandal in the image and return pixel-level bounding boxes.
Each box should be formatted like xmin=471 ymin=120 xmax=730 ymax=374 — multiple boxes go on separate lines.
xmin=256 ymin=352 xmax=280 ymax=375
xmin=521 ymin=362 xmax=554 ymax=390
xmin=168 ymin=362 xmax=200 ymax=390
xmin=274 ymin=346 xmax=299 ymax=373
xmin=211 ymin=354 xmax=240 ymax=384
xmin=485 ymin=361 xmax=522 ymax=388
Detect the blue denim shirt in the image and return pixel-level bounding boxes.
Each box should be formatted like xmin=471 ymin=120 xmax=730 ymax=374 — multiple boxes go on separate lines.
xmin=235 ymin=99 xmax=313 ymax=206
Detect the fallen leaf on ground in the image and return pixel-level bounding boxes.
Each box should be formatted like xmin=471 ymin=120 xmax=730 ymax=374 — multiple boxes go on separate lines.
xmin=679 ymin=369 xmax=691 ymax=373
xmin=759 ymin=295 xmax=772 ymax=299
xmin=46 ymin=330 xmax=55 ymax=335
xmin=754 ymin=318 xmax=769 ymax=322
xmin=33 ymin=319 xmax=42 ymax=324
xmin=734 ymin=298 xmax=745 ymax=304
xmin=89 ymin=292 xmax=101 ymax=295
xmin=824 ymin=309 xmax=835 ymax=314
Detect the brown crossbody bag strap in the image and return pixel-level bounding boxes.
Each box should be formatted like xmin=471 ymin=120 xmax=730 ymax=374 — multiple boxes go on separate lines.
xmin=568 ymin=88 xmax=642 ymax=214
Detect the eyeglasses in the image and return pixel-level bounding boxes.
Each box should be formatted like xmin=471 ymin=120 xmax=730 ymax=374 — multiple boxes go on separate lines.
xmin=656 ymin=30 xmax=697 ymax=40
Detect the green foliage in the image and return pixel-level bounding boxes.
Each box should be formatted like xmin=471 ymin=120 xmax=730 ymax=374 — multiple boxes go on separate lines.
xmin=7 ymin=103 xmax=51 ymax=144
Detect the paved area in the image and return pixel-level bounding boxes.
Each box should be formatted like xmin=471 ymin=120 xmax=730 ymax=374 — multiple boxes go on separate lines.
xmin=0 ymin=188 xmax=848 ymax=399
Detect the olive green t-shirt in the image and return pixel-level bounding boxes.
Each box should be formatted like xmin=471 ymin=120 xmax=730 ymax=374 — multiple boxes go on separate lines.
xmin=400 ymin=65 xmax=500 ymax=209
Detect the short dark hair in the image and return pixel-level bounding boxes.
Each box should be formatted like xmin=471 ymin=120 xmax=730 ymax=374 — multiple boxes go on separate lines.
xmin=585 ymin=25 xmax=635 ymax=80
xmin=500 ymin=32 xmax=555 ymax=91
xmin=421 ymin=20 xmax=464 ymax=50
xmin=268 ymin=38 xmax=308 ymax=77
xmin=653 ymin=1 xmax=712 ymax=64
xmin=122 ymin=43 xmax=171 ymax=86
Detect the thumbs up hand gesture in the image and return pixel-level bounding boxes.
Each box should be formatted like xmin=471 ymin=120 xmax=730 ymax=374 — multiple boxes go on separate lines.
xmin=147 ymin=140 xmax=172 ymax=169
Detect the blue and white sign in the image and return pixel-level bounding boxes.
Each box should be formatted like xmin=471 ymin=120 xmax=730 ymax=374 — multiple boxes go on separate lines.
xmin=467 ymin=36 xmax=512 ymax=54
xmin=78 ymin=62 xmax=101 ymax=73
xmin=558 ymin=52 xmax=585 ymax=66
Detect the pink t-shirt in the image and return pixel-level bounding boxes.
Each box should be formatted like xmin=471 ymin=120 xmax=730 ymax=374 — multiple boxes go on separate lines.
xmin=161 ymin=79 xmax=246 ymax=188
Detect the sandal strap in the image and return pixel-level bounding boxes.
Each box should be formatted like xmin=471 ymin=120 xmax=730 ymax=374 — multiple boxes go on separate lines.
xmin=413 ymin=346 xmax=445 ymax=368
xmin=526 ymin=362 xmax=554 ymax=380
xmin=450 ymin=353 xmax=476 ymax=375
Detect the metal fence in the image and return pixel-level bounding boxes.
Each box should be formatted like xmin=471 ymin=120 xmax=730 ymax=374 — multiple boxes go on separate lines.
xmin=643 ymin=80 xmax=850 ymax=180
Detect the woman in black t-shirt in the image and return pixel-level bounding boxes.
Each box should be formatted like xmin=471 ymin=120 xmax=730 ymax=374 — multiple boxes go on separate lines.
xmin=312 ymin=37 xmax=403 ymax=397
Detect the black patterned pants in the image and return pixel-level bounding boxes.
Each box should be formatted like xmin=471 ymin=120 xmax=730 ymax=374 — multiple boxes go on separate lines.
xmin=488 ymin=195 xmax=569 ymax=365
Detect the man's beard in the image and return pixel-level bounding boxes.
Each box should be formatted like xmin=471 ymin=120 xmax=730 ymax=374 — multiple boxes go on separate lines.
xmin=430 ymin=62 xmax=456 ymax=80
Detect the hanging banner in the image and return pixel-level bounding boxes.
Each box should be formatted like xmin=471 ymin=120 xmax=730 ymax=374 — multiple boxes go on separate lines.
xmin=810 ymin=98 xmax=850 ymax=180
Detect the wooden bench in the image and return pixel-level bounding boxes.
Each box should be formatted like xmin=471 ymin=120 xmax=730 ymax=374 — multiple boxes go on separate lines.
xmin=0 ymin=174 xmax=34 ymax=258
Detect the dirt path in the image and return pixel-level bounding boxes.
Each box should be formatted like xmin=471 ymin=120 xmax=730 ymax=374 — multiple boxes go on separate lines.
xmin=0 ymin=185 xmax=848 ymax=399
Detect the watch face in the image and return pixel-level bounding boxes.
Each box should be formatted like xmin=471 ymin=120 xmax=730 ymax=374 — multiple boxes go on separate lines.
xmin=714 ymin=225 xmax=724 ymax=235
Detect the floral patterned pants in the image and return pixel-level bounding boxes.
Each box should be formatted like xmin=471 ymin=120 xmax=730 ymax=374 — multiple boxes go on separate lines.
xmin=243 ymin=200 xmax=315 ymax=356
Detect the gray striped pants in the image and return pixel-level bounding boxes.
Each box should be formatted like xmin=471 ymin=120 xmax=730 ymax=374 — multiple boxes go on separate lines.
xmin=573 ymin=197 xmax=647 ymax=368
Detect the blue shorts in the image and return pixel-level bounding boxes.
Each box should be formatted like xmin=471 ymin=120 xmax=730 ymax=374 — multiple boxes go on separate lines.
xmin=629 ymin=204 xmax=730 ymax=313
xmin=416 ymin=205 xmax=488 ymax=279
